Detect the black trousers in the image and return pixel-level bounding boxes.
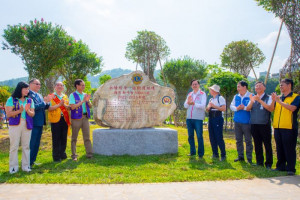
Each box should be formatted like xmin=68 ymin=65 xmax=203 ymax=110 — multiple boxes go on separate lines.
xmin=251 ymin=123 xmax=273 ymax=167
xmin=51 ymin=116 xmax=68 ymax=161
xmin=274 ymin=128 xmax=298 ymax=172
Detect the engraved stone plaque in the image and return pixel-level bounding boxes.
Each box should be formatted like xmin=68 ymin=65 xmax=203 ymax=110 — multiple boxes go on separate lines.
xmin=92 ymin=71 xmax=176 ymax=129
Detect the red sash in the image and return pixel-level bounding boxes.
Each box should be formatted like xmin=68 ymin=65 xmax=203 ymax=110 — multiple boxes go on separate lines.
xmin=53 ymin=94 xmax=71 ymax=135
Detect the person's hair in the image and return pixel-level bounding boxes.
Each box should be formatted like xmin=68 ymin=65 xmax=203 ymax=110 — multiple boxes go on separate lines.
xmin=281 ymin=78 xmax=294 ymax=90
xmin=55 ymin=82 xmax=64 ymax=86
xmin=255 ymin=81 xmax=266 ymax=87
xmin=29 ymin=78 xmax=39 ymax=84
xmin=190 ymin=79 xmax=200 ymax=86
xmin=74 ymin=79 xmax=84 ymax=88
xmin=238 ymin=80 xmax=248 ymax=89
xmin=12 ymin=81 xmax=29 ymax=99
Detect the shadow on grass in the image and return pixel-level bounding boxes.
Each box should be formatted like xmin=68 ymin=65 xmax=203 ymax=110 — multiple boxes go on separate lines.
xmin=188 ymin=157 xmax=235 ymax=171
xmin=239 ymin=162 xmax=288 ymax=179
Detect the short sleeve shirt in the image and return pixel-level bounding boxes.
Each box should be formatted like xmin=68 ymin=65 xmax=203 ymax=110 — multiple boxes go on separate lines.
xmin=69 ymin=91 xmax=87 ymax=114
xmin=6 ymin=97 xmax=35 ymax=119
xmin=210 ymin=95 xmax=226 ymax=111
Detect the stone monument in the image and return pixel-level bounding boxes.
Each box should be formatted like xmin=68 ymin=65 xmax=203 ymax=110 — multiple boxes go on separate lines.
xmin=92 ymin=71 xmax=178 ymax=156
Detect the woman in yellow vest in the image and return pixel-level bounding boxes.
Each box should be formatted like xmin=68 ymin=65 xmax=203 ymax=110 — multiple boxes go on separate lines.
xmin=48 ymin=82 xmax=71 ymax=162
xmin=271 ymin=79 xmax=300 ymax=176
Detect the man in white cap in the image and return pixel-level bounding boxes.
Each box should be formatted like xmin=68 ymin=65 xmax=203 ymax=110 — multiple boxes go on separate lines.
xmin=206 ymin=84 xmax=226 ymax=161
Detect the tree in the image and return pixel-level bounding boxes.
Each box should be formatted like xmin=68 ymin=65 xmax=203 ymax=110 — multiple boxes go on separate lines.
xmin=256 ymin=0 xmax=300 ymax=93
xmin=59 ymin=40 xmax=102 ymax=95
xmin=0 ymin=87 xmax=11 ymax=104
xmin=125 ymin=30 xmax=170 ymax=82
xmin=163 ymin=56 xmax=208 ymax=108
xmin=249 ymin=76 xmax=279 ymax=95
xmin=2 ymin=18 xmax=74 ymax=94
xmin=220 ymin=40 xmax=266 ymax=79
xmin=207 ymin=71 xmax=245 ymax=130
xmin=2 ymin=19 xmax=103 ymax=95
xmin=99 ymin=74 xmax=112 ymax=85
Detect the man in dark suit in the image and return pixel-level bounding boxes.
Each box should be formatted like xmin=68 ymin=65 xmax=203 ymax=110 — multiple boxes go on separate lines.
xmin=28 ymin=79 xmax=51 ymax=167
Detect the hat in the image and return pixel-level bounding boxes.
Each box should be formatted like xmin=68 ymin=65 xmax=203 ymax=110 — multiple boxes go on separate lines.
xmin=209 ymin=84 xmax=220 ymax=93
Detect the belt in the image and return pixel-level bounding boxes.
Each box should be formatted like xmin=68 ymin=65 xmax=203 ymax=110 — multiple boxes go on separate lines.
xmin=209 ymin=111 xmax=222 ymax=118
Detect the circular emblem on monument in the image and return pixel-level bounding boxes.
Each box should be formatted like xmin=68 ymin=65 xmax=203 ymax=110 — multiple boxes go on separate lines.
xmin=131 ymin=73 xmax=143 ymax=85
xmin=162 ymin=96 xmax=172 ymax=105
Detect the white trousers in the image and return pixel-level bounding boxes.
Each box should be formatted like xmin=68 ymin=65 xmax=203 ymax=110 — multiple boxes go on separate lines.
xmin=9 ymin=119 xmax=31 ymax=172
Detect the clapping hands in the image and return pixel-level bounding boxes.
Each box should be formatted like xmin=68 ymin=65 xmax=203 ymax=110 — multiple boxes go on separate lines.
xmin=249 ymin=94 xmax=259 ymax=102
xmin=25 ymin=103 xmax=31 ymax=112
xmin=44 ymin=94 xmax=54 ymax=103
xmin=187 ymin=95 xmax=194 ymax=105
xmin=271 ymin=92 xmax=280 ymax=102
xmin=84 ymin=94 xmax=91 ymax=102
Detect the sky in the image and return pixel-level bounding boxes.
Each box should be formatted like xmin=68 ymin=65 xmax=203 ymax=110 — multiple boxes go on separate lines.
xmin=0 ymin=0 xmax=291 ymax=81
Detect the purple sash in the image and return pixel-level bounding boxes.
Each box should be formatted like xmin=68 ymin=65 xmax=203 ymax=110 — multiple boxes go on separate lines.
xmin=26 ymin=99 xmax=33 ymax=129
xmin=71 ymin=92 xmax=90 ymax=119
xmin=9 ymin=98 xmax=21 ymax=126
xmin=9 ymin=98 xmax=33 ymax=129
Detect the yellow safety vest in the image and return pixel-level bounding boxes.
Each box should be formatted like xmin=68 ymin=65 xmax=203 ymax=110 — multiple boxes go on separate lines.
xmin=273 ymin=93 xmax=298 ymax=129
xmin=48 ymin=94 xmax=69 ymax=123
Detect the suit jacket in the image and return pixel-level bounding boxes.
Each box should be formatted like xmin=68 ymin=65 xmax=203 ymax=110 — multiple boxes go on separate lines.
xmin=28 ymin=90 xmax=50 ymax=126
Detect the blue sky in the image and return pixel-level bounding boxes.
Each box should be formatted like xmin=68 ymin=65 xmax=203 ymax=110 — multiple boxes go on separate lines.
xmin=0 ymin=0 xmax=291 ymax=81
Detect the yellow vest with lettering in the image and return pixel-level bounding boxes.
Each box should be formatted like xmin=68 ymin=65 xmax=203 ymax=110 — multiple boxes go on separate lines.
xmin=48 ymin=94 xmax=69 ymax=123
xmin=273 ymin=93 xmax=298 ymax=129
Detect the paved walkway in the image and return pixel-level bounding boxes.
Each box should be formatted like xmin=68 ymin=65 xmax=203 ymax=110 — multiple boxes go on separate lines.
xmin=0 ymin=176 xmax=300 ymax=200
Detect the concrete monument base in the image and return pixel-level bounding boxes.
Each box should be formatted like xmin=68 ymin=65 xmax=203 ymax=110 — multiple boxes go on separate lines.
xmin=93 ymin=128 xmax=178 ymax=156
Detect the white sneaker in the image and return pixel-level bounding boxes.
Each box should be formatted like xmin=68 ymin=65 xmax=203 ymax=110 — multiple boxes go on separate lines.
xmin=22 ymin=167 xmax=32 ymax=172
xmin=9 ymin=168 xmax=18 ymax=174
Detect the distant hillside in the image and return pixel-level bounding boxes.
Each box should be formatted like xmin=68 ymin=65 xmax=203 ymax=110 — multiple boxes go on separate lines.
xmin=0 ymin=68 xmax=161 ymax=88
xmin=88 ymin=68 xmax=133 ymax=88
xmin=0 ymin=77 xmax=28 ymax=88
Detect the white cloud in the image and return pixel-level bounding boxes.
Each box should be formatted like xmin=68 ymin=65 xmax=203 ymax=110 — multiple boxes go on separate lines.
xmin=258 ymin=29 xmax=289 ymax=47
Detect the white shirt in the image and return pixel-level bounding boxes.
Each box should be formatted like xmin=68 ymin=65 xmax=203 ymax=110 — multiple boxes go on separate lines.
xmin=209 ymin=95 xmax=226 ymax=111
xmin=184 ymin=90 xmax=206 ymax=110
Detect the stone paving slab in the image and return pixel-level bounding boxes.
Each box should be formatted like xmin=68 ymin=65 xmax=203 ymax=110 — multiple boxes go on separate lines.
xmin=0 ymin=176 xmax=299 ymax=200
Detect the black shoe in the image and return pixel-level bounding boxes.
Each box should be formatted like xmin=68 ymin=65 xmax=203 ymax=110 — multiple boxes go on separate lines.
xmin=287 ymin=171 xmax=295 ymax=176
xmin=247 ymin=160 xmax=253 ymax=164
xmin=220 ymin=156 xmax=226 ymax=161
xmin=53 ymin=159 xmax=61 ymax=162
xmin=265 ymin=165 xmax=272 ymax=169
xmin=234 ymin=158 xmax=244 ymax=162
xmin=212 ymin=155 xmax=219 ymax=159
xmin=198 ymin=156 xmax=204 ymax=159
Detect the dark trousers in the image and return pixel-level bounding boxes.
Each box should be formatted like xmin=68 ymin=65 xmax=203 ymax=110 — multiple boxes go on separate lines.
xmin=251 ymin=123 xmax=273 ymax=167
xmin=186 ymin=119 xmax=204 ymax=157
xmin=51 ymin=117 xmax=68 ymax=161
xmin=274 ymin=128 xmax=298 ymax=172
xmin=30 ymin=126 xmax=43 ymax=165
xmin=208 ymin=116 xmax=226 ymax=158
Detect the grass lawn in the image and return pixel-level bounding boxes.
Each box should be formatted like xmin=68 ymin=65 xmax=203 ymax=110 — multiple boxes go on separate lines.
xmin=0 ymin=124 xmax=299 ymax=184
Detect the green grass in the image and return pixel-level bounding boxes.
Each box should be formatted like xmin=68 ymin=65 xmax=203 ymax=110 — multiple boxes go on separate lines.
xmin=0 ymin=124 xmax=298 ymax=184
